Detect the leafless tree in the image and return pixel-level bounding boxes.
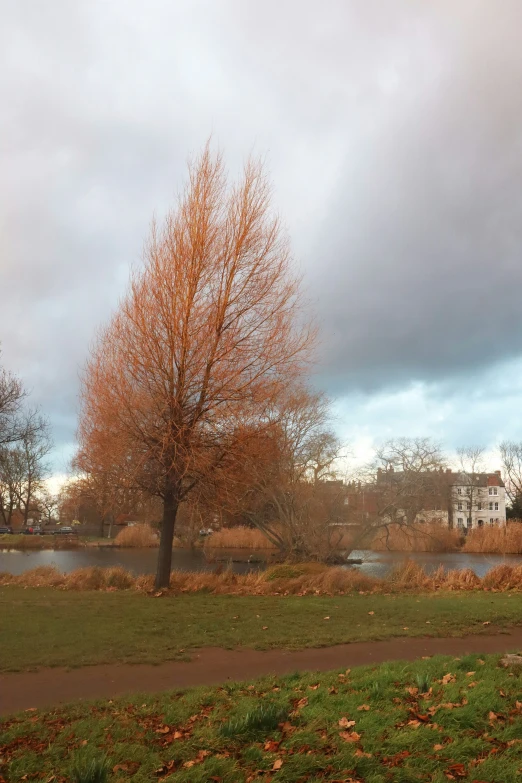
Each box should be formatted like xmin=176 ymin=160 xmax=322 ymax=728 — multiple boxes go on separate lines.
xmin=350 ymin=437 xmax=450 ymax=549
xmin=455 ymin=446 xmax=486 ymax=530
xmin=499 ymin=441 xmax=522 ymax=514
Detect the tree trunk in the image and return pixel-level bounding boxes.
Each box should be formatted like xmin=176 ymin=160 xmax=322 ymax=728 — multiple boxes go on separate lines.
xmin=155 ymin=483 xmax=179 ymax=589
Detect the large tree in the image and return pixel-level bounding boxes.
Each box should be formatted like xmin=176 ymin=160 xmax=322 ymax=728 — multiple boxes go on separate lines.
xmin=78 ymin=146 xmax=314 ymax=587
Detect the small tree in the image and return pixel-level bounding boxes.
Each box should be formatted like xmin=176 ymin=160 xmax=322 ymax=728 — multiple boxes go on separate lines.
xmin=78 ymin=146 xmax=314 ymax=587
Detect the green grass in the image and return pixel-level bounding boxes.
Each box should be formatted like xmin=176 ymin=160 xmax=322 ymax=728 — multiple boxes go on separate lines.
xmin=3 ymin=654 xmax=522 ymax=782
xmin=1 ymin=588 xmax=522 ymax=672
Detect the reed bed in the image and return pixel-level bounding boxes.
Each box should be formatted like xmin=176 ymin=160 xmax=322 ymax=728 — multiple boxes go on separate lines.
xmin=370 ymin=522 xmax=461 ymax=552
xmin=114 ymin=524 xmax=159 ymax=548
xmin=203 ymin=526 xmax=277 ymax=550
xmin=4 ymin=558 xmax=522 ymax=594
xmin=463 ymin=522 xmax=522 ymax=554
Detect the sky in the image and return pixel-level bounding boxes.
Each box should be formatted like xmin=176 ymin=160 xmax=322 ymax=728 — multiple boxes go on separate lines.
xmin=2 ymin=0 xmax=522 ymax=479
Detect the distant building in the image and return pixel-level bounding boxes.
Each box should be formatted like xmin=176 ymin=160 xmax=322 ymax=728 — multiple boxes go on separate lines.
xmin=342 ymin=468 xmax=507 ymax=531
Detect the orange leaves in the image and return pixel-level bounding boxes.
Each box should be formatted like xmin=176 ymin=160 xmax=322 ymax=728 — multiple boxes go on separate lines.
xmin=440 ymin=673 xmax=456 ymax=685
xmin=271 ymin=759 xmax=283 ymax=771
xmin=357 ymin=704 xmax=370 ymax=712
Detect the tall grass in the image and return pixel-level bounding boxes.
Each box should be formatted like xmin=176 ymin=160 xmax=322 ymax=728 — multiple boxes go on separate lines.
xmin=4 ymin=558 xmax=522 ymax=593
xmin=203 ymin=526 xmax=277 ymax=550
xmin=114 ymin=524 xmax=158 ymax=548
xmin=463 ymin=522 xmax=522 ymax=554
xmin=370 ymin=522 xmax=461 ymax=553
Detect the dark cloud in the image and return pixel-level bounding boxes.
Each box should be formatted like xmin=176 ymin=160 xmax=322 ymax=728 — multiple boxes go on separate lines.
xmin=2 ymin=0 xmax=522 ymax=464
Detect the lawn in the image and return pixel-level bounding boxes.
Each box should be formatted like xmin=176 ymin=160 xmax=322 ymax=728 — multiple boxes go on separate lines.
xmin=1 ymin=588 xmax=522 ymax=671
xmin=2 ymin=654 xmax=522 ymax=782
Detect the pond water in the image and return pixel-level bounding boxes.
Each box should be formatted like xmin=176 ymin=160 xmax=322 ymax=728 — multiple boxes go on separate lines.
xmin=1 ymin=546 xmax=522 ymax=578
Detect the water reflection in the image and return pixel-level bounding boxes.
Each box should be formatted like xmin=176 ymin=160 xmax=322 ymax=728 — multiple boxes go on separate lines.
xmin=1 ymin=547 xmax=521 ymax=578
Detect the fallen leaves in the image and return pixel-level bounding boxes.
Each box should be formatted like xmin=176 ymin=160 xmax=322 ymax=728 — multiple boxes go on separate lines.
xmin=357 ymin=704 xmax=370 ymax=712
xmin=445 ymin=762 xmax=467 ymax=779
xmin=271 ymin=759 xmax=284 ymax=771
xmin=441 ymin=672 xmax=456 ymax=685
xmin=338 ymin=717 xmax=356 ymax=728
xmin=339 ymin=730 xmax=361 ymax=743
xmin=113 ymin=762 xmax=141 ymax=774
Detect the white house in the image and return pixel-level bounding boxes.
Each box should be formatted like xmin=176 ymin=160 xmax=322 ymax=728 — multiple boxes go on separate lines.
xmin=451 ymin=470 xmax=506 ymax=531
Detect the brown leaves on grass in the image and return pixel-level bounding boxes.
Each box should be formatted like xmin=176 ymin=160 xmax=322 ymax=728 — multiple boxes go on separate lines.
xmin=445 ymin=762 xmax=467 ymax=779
xmin=338 ymin=717 xmax=356 ymax=729
xmin=339 ymin=730 xmax=361 ymax=743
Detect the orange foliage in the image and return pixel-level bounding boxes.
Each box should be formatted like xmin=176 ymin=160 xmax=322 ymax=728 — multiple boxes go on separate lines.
xmin=77 ymin=145 xmax=314 ymax=588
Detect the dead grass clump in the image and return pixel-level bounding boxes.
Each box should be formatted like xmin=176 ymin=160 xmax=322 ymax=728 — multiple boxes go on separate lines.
xmin=463 ymin=524 xmax=522 ymax=555
xmin=104 ymin=566 xmax=136 ymax=589
xmin=388 ymin=559 xmax=430 ymax=589
xmin=482 ymin=564 xmax=522 ymax=590
xmin=203 ymin=526 xmax=277 ymax=550
xmin=65 ymin=566 xmax=108 ymax=590
xmin=371 ymin=523 xmax=461 ymax=553
xmin=0 ymin=565 xmax=66 ymax=587
xmin=443 ymin=567 xmax=481 ymax=591
xmin=114 ymin=525 xmax=158 ymax=548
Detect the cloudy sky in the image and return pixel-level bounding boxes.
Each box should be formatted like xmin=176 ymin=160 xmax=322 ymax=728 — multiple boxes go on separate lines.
xmin=2 ymin=0 xmax=522 ymax=475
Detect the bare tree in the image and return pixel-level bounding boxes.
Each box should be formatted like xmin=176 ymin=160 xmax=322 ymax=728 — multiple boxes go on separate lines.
xmin=77 ymin=145 xmax=314 ymax=587
xmin=455 ymin=446 xmax=486 ymax=530
xmin=499 ymin=441 xmax=522 ymax=514
xmin=349 ymin=437 xmax=450 ymax=549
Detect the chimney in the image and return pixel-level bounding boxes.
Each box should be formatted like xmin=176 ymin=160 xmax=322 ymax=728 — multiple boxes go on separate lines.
xmin=446 ymin=469 xmax=452 ymax=475
xmin=495 ymin=470 xmax=501 ymax=477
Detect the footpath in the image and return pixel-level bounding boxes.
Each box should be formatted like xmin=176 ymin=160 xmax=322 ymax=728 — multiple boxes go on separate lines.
xmin=2 ymin=628 xmax=522 ymax=715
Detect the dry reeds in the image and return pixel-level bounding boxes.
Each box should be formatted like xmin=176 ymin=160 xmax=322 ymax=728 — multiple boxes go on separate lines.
xmin=203 ymin=526 xmax=277 ymax=550
xmin=4 ymin=558 xmax=522 ymax=594
xmin=0 ymin=534 xmax=80 ymax=550
xmin=463 ymin=523 xmax=522 ymax=554
xmin=370 ymin=523 xmax=461 ymax=553
xmin=114 ymin=525 xmax=158 ymax=548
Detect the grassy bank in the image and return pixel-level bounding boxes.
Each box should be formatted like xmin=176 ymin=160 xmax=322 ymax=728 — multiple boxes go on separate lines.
xmin=1 ymin=587 xmax=521 ymax=671
xmin=3 ymin=654 xmax=522 ymax=782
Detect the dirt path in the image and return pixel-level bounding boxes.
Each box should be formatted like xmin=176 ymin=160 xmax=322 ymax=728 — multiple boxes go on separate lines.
xmin=2 ymin=630 xmax=522 ymax=716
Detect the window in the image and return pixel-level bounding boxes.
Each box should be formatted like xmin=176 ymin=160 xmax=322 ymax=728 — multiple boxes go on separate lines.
xmin=489 ymin=502 xmax=493 ymax=510
xmin=495 ymin=502 xmax=499 ymax=511
xmin=467 ymin=502 xmax=471 ymax=510
xmin=477 ymin=502 xmax=482 ymax=510
xmin=467 ymin=517 xmax=472 ymax=528
xmin=489 ymin=487 xmax=498 ymax=496
xmin=457 ymin=488 xmax=462 ymax=495
xmin=478 ymin=519 xmax=484 ymax=527
xmin=457 ymin=518 xmax=464 ymax=528
xmin=458 ymin=502 xmax=462 ymax=510
xmin=490 ymin=518 xmax=494 ymax=525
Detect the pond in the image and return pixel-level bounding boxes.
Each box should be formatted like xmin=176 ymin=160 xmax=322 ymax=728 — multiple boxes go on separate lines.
xmin=1 ymin=546 xmax=522 ymax=578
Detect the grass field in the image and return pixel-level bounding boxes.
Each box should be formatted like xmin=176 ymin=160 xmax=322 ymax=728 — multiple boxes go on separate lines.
xmin=3 ymin=653 xmax=522 ymax=782
xmin=1 ymin=587 xmax=522 ymax=672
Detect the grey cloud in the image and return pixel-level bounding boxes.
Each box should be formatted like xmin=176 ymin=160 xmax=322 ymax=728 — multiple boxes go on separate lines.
xmin=2 ymin=0 xmax=522 ymax=465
